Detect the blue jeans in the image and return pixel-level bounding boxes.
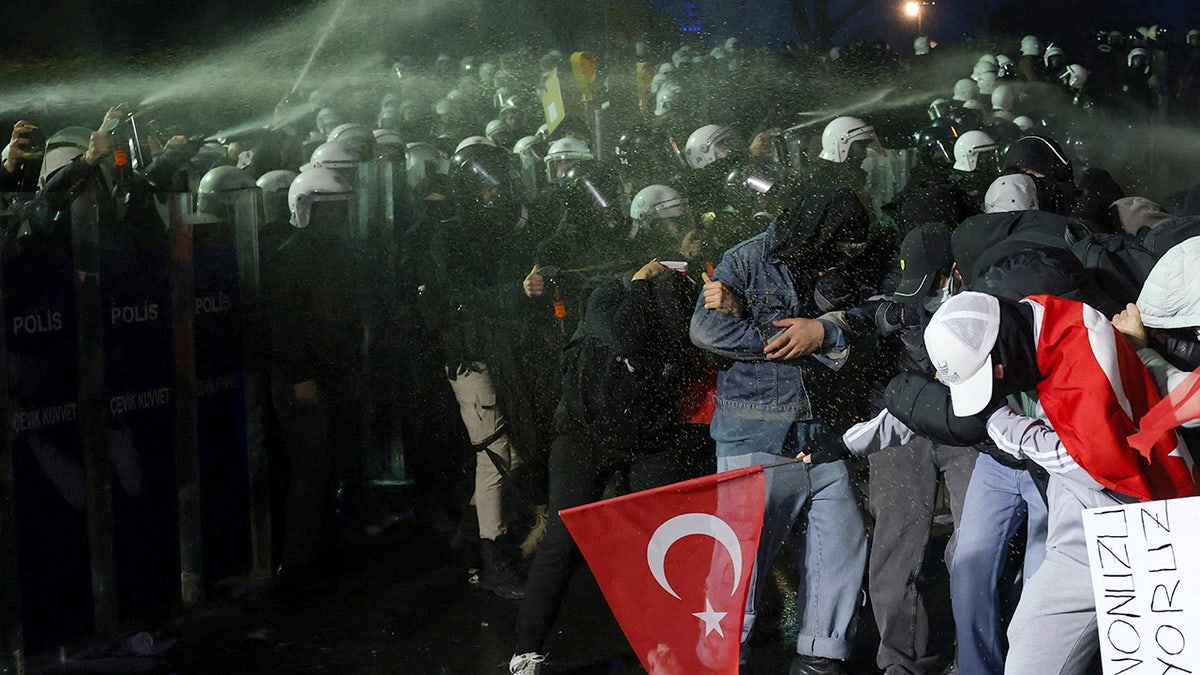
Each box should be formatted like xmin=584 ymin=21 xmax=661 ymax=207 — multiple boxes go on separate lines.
xmin=950 ymin=453 xmax=1048 ymax=675
xmin=713 ymin=415 xmax=868 ymax=661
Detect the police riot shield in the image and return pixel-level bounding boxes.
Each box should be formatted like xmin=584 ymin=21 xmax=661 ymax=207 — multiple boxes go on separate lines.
xmin=99 ymin=187 xmax=179 ymax=623
xmin=170 ymin=193 xmax=203 ymax=603
xmin=231 ymin=189 xmax=273 ymax=581
xmin=0 ymin=193 xmax=24 ymax=672
xmin=5 ymin=191 xmax=110 ymax=650
xmin=187 ymin=189 xmax=262 ymax=586
xmin=357 ymin=161 xmax=411 ymax=489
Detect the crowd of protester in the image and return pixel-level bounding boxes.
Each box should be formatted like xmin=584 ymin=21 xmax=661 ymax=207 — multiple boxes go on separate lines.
xmin=4 ymin=21 xmax=1200 ymax=675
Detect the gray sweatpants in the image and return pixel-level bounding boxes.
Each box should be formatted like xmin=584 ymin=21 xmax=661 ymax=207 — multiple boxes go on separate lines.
xmin=1004 ymin=473 xmax=1127 ymax=675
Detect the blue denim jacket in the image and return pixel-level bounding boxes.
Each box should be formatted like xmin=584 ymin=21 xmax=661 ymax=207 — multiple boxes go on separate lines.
xmin=689 ymin=227 xmax=846 ymax=423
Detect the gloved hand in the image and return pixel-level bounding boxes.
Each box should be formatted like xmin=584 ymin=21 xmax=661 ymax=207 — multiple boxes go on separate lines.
xmin=859 ymin=297 xmax=920 ymax=336
xmin=797 ymin=429 xmax=852 ymax=465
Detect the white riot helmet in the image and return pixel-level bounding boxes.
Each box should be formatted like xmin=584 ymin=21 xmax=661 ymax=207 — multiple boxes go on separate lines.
xmin=328 ymin=123 xmax=372 ymax=143
xmin=953 ymin=130 xmax=999 ymax=173
xmin=1128 ymin=47 xmax=1150 ymax=72
xmin=976 ymin=72 xmax=998 ymax=96
xmin=455 ymin=135 xmax=496 ymax=154
xmin=288 ymin=167 xmax=354 ymax=229
xmin=484 ymin=119 xmax=504 ymax=142
xmin=257 ymin=169 xmax=298 ymax=223
xmin=315 ymin=108 xmax=344 ymax=136
xmin=630 ymin=184 xmax=688 ymax=236
xmin=819 ymin=116 xmax=875 ymax=163
xmin=302 ymin=140 xmax=359 ymax=173
xmin=1012 ymin=116 xmax=1035 ymax=131
xmin=672 ymin=46 xmax=694 ymax=69
xmin=380 ymin=93 xmax=403 ymax=111
xmin=913 ymin=36 xmax=931 ymax=56
xmin=655 ymin=82 xmax=682 ymax=117
xmin=1061 ymin=64 xmax=1088 ymax=89
xmin=971 ymin=60 xmax=998 ymax=82
xmin=405 ymin=141 xmax=449 ymax=191
xmin=650 ymin=63 xmax=675 ymax=95
xmin=327 ymin=123 xmax=375 ymax=159
xmin=478 ymin=62 xmax=497 ymax=84
xmin=953 ymin=78 xmax=980 ymax=102
xmin=544 ymin=137 xmax=593 ymax=183
xmin=373 ymin=129 xmax=404 ymax=148
xmin=513 ymin=135 xmax=546 ymax=198
xmin=197 ymin=165 xmax=257 ymax=217
xmin=684 ymin=124 xmax=740 ymax=169
xmin=995 ymin=54 xmax=1016 ymax=78
xmin=39 ymin=146 xmax=84 ymax=186
xmin=991 ymin=84 xmax=1015 ymax=112
xmin=513 ymin=135 xmax=543 ymax=159
xmin=1020 ymin=35 xmax=1041 ymax=57
xmin=373 ymin=129 xmax=405 ymax=161
xmin=1043 ymin=44 xmax=1066 ymax=71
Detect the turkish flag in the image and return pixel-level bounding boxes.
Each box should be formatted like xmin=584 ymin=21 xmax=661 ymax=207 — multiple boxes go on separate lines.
xmin=560 ymin=466 xmax=765 ymax=675
xmin=1129 ymin=365 xmax=1200 ymax=455
xmin=1027 ymin=295 xmax=1199 ymax=500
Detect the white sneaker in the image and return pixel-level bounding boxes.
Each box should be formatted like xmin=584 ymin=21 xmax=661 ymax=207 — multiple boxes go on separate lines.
xmin=509 ymin=652 xmax=546 ymax=675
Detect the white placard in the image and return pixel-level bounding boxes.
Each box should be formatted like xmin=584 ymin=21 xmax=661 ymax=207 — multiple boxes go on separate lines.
xmin=1083 ymin=496 xmax=1200 ymax=674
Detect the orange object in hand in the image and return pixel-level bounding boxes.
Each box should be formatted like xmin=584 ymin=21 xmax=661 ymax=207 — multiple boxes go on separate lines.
xmin=553 ymin=286 xmax=568 ymax=320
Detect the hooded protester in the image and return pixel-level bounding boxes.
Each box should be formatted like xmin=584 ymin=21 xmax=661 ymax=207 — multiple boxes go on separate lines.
xmin=691 ymin=186 xmax=874 ymax=675
xmin=510 ymin=185 xmax=716 ymax=675
xmin=1134 ymin=236 xmax=1200 ymax=373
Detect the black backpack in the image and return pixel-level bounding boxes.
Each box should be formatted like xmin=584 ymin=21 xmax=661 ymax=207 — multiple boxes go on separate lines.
xmin=557 ymin=279 xmax=652 ymax=443
xmin=957 ymin=211 xmax=1158 ymax=307
xmin=1063 ymin=220 xmax=1160 ymax=306
xmin=1140 ymin=215 xmax=1200 ymax=257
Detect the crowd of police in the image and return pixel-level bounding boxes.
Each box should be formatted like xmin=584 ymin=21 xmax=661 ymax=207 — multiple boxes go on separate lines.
xmin=4 ymin=21 xmax=1200 ymax=675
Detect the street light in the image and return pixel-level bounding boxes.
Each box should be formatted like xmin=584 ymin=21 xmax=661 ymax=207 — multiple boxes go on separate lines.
xmin=903 ymin=1 xmax=929 ymax=36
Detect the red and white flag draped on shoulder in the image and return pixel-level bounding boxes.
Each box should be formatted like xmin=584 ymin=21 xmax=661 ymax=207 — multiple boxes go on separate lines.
xmin=1025 ymin=295 xmax=1200 ymax=501
xmin=559 ymin=466 xmax=765 ymax=675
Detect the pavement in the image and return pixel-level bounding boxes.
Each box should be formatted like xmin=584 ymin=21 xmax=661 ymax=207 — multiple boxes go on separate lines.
xmin=28 ymin=497 xmax=957 ymax=675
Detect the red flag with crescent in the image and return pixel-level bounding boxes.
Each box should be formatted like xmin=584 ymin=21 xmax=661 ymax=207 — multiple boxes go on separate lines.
xmin=560 ymin=466 xmax=765 ymax=675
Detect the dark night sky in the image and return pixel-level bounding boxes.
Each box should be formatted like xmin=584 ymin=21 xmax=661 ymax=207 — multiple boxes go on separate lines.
xmin=5 ymin=0 xmax=1200 ymax=57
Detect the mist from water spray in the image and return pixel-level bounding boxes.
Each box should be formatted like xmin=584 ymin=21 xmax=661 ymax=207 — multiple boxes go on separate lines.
xmin=284 ymin=0 xmax=351 ymax=105
xmin=0 ymin=0 xmax=477 ymax=133
xmin=2 ymin=13 xmax=1199 ymax=200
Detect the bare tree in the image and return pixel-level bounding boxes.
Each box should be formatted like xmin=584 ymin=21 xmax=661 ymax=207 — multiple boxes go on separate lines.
xmin=788 ymin=0 xmax=876 ymax=49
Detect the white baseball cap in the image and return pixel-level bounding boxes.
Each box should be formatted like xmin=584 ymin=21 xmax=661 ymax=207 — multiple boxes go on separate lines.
xmin=983 ymin=174 xmax=1039 ymax=213
xmin=924 ymin=292 xmax=1001 ymax=416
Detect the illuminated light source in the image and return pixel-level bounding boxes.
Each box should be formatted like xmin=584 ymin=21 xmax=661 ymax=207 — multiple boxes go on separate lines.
xmin=904 ymin=1 xmax=920 ymax=17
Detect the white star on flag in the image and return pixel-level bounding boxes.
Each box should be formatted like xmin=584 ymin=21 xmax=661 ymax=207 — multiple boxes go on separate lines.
xmin=1169 ymin=444 xmax=1197 ymax=477
xmin=692 ymin=598 xmax=728 ymax=638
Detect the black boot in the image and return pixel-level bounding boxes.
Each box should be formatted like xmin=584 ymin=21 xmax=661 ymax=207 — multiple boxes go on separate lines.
xmin=479 ymin=538 xmax=526 ymax=600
